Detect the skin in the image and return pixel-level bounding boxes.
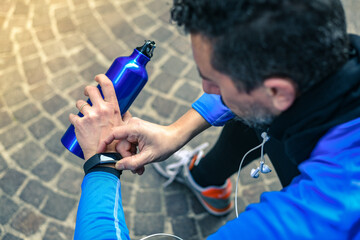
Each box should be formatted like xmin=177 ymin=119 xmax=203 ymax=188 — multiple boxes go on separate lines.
xmin=72 ymin=33 xmax=297 ymax=174
xmin=191 ymin=34 xmax=296 ymax=127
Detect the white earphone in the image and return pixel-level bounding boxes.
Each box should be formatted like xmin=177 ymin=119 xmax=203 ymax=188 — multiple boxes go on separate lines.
xmin=250 ymin=132 xmax=271 ymax=178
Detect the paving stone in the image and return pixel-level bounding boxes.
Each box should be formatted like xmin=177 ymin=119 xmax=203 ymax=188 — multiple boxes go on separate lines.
xmin=175 ymin=82 xmax=201 ymax=103
xmin=0 ymin=55 xmax=17 ymax=73
xmin=11 ymin=141 xmax=43 ymax=168
xmin=188 ymin=193 xmax=207 ymax=215
xmin=134 ymin=214 xmax=164 ymax=236
xmin=23 ymin=58 xmax=47 ymax=85
xmin=87 ymin=29 xmax=111 ymax=48
xmin=71 ymin=47 xmax=96 ymax=66
xmin=120 ymin=2 xmax=139 ymax=15
xmin=133 ymin=15 xmax=154 ymax=30
xmin=14 ymin=1 xmax=29 ymax=16
xmin=151 ymin=96 xmax=177 ymax=118
xmin=151 ymin=26 xmax=173 ymax=43
xmin=15 ymin=29 xmax=32 ymax=43
xmin=32 ymin=155 xmax=62 ymax=181
xmin=79 ymin=62 xmax=107 ymax=82
xmin=20 ymin=180 xmax=49 ymax=207
xmin=0 ymin=125 xmax=27 ymax=149
xmin=121 ymin=184 xmax=133 ymax=206
xmin=3 ymin=86 xmax=28 ymax=107
xmin=10 ymin=208 xmax=45 ymax=236
xmin=62 ymin=34 xmax=83 ymax=50
xmin=0 ymin=153 xmax=8 ymax=172
xmin=0 ymin=70 xmax=22 ymax=93
xmin=161 ymin=56 xmax=187 ymax=77
xmin=43 ymin=222 xmax=74 ymax=240
xmin=46 ymin=56 xmax=70 ymax=73
xmin=111 ymin=20 xmax=134 ymax=40
xmin=44 ymin=130 xmax=66 ymax=155
xmin=68 ymin=83 xmax=87 ymax=101
xmin=0 ymin=194 xmax=18 ymax=224
xmin=132 ymin=89 xmax=152 ymax=109
xmin=150 ymin=71 xmax=177 ymax=93
xmin=2 ymin=233 xmax=24 ymax=240
xmin=57 ymin=168 xmax=82 ymax=195
xmin=145 ymin=0 xmax=170 ymax=14
xmin=0 ymin=110 xmax=12 ymax=128
xmin=242 ymin=183 xmax=266 ymax=204
xmin=135 ymin=190 xmax=161 ymax=213
xmin=171 ymin=216 xmax=198 ymax=240
xmin=138 ymin=165 xmax=166 ymax=188
xmin=170 ymin=36 xmax=191 ymax=55
xmin=28 ymin=117 xmax=55 ymax=139
xmin=95 ymin=2 xmax=116 ymax=15
xmin=42 ymin=41 xmax=64 ymax=58
xmin=36 ymin=27 xmax=55 ymax=42
xmin=20 ymin=43 xmax=38 ymax=58
xmin=57 ymin=17 xmax=76 ymax=34
xmin=41 ymin=191 xmax=77 ymax=220
xmin=58 ymin=107 xmax=77 ymax=127
xmin=0 ymin=39 xmax=13 ymax=54
xmin=30 ymin=83 xmax=54 ymax=100
xmin=165 ymin=192 xmax=189 ymax=217
xmin=12 ymin=103 xmax=41 ymax=123
xmin=42 ymin=94 xmax=68 ymax=114
xmin=0 ymin=168 xmax=26 ymax=196
xmin=198 ymin=214 xmax=225 ymax=237
xmin=99 ymin=42 xmax=127 ymax=61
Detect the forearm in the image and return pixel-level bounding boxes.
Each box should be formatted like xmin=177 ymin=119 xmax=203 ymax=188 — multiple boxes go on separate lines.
xmin=74 ymin=172 xmax=130 ymax=240
xmin=167 ymin=108 xmax=211 ymax=148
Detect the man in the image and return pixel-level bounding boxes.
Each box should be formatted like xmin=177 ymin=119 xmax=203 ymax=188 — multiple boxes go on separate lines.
xmin=72 ymin=0 xmax=360 ymax=239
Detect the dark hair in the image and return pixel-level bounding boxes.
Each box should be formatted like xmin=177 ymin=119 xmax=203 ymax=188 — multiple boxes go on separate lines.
xmin=171 ymin=0 xmax=349 ymax=93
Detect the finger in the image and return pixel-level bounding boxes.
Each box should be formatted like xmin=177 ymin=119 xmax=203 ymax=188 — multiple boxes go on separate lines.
xmin=76 ymin=100 xmax=91 ymax=115
xmin=115 ymin=151 xmax=149 ymax=171
xmin=135 ymin=167 xmax=145 ymax=175
xmin=103 ymin=125 xmax=135 ymax=145
xmin=84 ymin=85 xmax=103 ymax=107
xmin=95 ymin=75 xmax=119 ymax=110
xmin=69 ymin=113 xmax=81 ymax=126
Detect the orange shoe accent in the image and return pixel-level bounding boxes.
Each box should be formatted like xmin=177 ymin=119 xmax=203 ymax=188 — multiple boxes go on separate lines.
xmin=188 ymin=155 xmax=198 ymax=171
xmin=201 ymin=180 xmax=232 ymax=199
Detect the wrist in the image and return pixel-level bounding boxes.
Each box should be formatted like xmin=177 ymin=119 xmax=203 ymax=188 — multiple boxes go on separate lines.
xmin=84 ymin=153 xmax=122 ymax=177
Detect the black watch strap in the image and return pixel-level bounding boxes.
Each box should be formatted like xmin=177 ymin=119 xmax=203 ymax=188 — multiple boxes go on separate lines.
xmin=84 ymin=153 xmax=122 ymax=177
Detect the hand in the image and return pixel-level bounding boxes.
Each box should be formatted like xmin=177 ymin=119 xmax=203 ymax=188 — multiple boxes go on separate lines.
xmin=98 ymin=117 xmax=185 ymax=174
xmin=69 ymin=74 xmax=131 ymax=160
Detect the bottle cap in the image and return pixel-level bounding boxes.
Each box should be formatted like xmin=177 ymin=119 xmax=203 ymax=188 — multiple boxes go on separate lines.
xmin=136 ymin=40 xmax=156 ymax=58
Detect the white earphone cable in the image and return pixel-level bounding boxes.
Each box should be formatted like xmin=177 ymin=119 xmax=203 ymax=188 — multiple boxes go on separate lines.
xmin=235 ymin=132 xmax=269 ymax=218
xmin=139 ymin=233 xmax=184 ymax=240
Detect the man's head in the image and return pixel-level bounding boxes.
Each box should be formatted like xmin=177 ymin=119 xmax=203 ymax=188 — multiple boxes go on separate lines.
xmin=171 ymin=0 xmax=349 ymax=128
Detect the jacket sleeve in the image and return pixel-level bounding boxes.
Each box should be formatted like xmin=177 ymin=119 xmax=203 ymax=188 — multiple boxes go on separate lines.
xmin=74 ymin=172 xmax=130 ymax=240
xmin=192 ymin=93 xmax=234 ymax=126
xmin=207 ymin=123 xmax=360 ymax=240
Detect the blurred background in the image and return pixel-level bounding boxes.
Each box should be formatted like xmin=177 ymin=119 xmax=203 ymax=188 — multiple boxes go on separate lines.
xmin=0 ymin=0 xmax=358 ymax=239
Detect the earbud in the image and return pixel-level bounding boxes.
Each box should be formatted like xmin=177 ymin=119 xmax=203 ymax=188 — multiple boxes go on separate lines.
xmin=250 ymin=132 xmax=272 ymax=178
xmin=250 ymin=167 xmax=260 ymax=178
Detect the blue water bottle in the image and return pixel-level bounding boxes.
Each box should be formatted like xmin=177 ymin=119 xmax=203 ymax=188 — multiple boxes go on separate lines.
xmin=61 ymin=40 xmax=156 ymax=159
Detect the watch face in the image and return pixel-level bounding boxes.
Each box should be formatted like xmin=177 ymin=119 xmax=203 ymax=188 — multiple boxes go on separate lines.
xmin=100 ymin=154 xmax=116 ymax=163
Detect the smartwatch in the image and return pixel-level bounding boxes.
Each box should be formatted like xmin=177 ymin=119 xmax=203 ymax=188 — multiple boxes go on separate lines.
xmin=83 ymin=153 xmax=122 ymax=178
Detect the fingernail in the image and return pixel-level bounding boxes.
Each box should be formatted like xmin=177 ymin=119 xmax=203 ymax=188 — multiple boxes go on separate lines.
xmin=116 ymin=163 xmax=124 ymax=170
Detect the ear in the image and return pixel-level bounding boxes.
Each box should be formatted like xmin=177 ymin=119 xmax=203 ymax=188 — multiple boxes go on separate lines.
xmin=263 ymin=78 xmax=296 ymax=112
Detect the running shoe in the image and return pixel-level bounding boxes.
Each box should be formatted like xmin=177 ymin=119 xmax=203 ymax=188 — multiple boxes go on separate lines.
xmin=153 ymin=143 xmax=233 ymax=216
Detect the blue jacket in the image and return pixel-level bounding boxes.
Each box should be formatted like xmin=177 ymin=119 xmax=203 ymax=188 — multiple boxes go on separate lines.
xmin=74 ymin=117 xmax=360 ymax=239
xmin=74 ymin=34 xmax=360 ymax=239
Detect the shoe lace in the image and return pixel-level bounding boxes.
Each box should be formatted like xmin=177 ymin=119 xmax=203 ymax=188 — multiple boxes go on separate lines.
xmin=163 ymin=142 xmax=209 ymax=187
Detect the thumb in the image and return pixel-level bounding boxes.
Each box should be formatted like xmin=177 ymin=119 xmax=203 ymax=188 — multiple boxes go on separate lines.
xmin=115 ymin=151 xmax=150 ymax=172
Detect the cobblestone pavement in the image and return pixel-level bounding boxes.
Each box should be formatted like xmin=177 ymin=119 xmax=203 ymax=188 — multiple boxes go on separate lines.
xmin=0 ymin=0 xmax=359 ymax=239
